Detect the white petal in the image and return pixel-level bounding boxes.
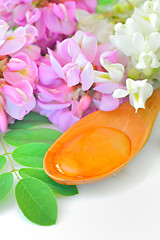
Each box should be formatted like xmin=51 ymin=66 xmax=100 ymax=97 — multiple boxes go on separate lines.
xmin=126 ymin=78 xmax=147 ymax=93
xmin=128 ymin=81 xmax=153 ymax=112
xmin=133 ymin=32 xmax=144 ymax=53
xmin=136 ymin=51 xmax=160 ymax=69
xmin=132 ymin=8 xmax=154 ymax=35
xmin=94 ymin=70 xmax=110 ymax=83
xmin=111 ymin=35 xmax=135 ymax=56
xmin=148 ymin=32 xmax=160 ymax=52
xmin=113 ymin=89 xmax=129 ymax=98
xmin=138 ymin=82 xmax=153 ymax=106
xmin=136 ymin=52 xmax=148 ymax=69
xmin=105 ymin=63 xmax=124 ymax=83
xmin=149 ymin=13 xmax=160 ymax=30
xmin=148 ymin=51 xmax=160 ymax=68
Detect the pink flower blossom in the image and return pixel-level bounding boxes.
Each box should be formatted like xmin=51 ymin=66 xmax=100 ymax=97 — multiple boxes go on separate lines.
xmin=76 ymin=0 xmax=97 ymax=13
xmin=36 ymin=30 xmax=126 ymax=131
xmin=3 ymin=53 xmax=38 ymax=88
xmin=93 ymin=82 xmax=124 ymax=111
xmin=2 ymin=0 xmax=97 ymax=53
xmin=0 ymin=20 xmax=39 ymax=57
xmin=0 ymin=78 xmax=36 ymax=132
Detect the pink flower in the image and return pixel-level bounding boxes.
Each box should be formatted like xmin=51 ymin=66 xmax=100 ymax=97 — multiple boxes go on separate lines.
xmin=1 ymin=81 xmax=36 ymax=120
xmin=76 ymin=0 xmax=97 ymax=13
xmin=0 ymin=23 xmax=26 ymax=56
xmin=0 ymin=20 xmax=38 ymax=56
xmin=93 ymin=82 xmax=124 ymax=111
xmin=0 ymin=78 xmax=36 ymax=132
xmin=44 ymin=2 xmax=76 ymax=35
xmin=63 ymin=53 xmax=94 ymax=90
xmin=3 ymin=53 xmax=38 ymax=88
xmin=0 ymin=95 xmax=7 ymax=132
xmin=60 ymin=0 xmax=97 ymax=13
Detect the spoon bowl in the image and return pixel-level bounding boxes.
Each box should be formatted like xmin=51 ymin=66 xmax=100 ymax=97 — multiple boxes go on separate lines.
xmin=43 ymin=87 xmax=160 ymax=185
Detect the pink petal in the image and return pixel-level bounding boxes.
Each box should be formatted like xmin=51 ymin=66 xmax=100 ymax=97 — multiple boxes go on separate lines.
xmin=81 ymin=62 xmax=94 ymax=91
xmin=13 ymin=4 xmax=29 ymax=24
xmin=63 ymin=63 xmax=81 ymax=87
xmin=74 ymin=31 xmax=97 ymax=63
xmin=0 ymin=20 xmax=8 ymax=42
xmin=73 ymin=53 xmax=88 ymax=69
xmin=14 ymin=80 xmax=33 ymax=99
xmin=37 ymin=100 xmax=71 ymax=111
xmin=57 ymin=39 xmax=81 ymax=64
xmin=4 ymin=95 xmax=36 ymax=119
xmin=7 ymin=59 xmax=28 ymax=71
xmin=0 ymin=107 xmax=7 ymax=132
xmin=39 ymin=63 xmax=59 ymax=86
xmin=61 ymin=21 xmax=75 ymax=35
xmin=48 ymin=48 xmax=65 ymax=79
xmin=53 ymin=3 xmax=66 ymax=22
xmin=57 ymin=110 xmax=79 ymax=131
xmin=101 ymin=50 xmax=118 ymax=64
xmin=1 ymin=85 xmax=21 ymax=104
xmin=100 ymin=94 xmax=120 ymax=111
xmin=26 ymin=7 xmax=41 ymax=25
xmin=24 ymin=24 xmax=38 ymax=46
xmin=76 ymin=0 xmax=97 ymax=13
xmin=44 ymin=7 xmax=61 ymax=33
xmin=93 ymin=43 xmax=114 ymax=66
xmin=94 ymin=82 xmax=123 ymax=94
xmin=19 ymin=44 xmax=41 ymax=60
xmin=67 ymin=69 xmax=81 ymax=87
xmin=64 ymin=2 xmax=76 ymax=20
xmin=0 ymin=27 xmax=26 ymax=55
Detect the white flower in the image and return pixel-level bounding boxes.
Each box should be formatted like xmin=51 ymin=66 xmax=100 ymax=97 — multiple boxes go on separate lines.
xmin=100 ymin=52 xmax=124 ymax=82
xmin=111 ymin=2 xmax=160 ymax=75
xmin=136 ymin=51 xmax=160 ymax=69
xmin=94 ymin=52 xmax=125 ymax=84
xmin=113 ymin=78 xmax=153 ymax=112
xmin=143 ymin=0 xmax=160 ymax=30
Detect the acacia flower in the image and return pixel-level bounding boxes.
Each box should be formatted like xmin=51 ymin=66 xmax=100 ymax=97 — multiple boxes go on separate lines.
xmin=36 ymin=30 xmax=127 ymax=131
xmin=113 ymin=78 xmax=153 ymax=112
xmin=111 ymin=1 xmax=160 ymax=78
xmin=3 ymin=53 xmax=38 ymax=88
xmin=0 ymin=78 xmax=36 ymax=132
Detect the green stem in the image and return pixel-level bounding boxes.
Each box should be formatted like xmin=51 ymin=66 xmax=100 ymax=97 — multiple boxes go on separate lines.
xmin=3 ymin=153 xmax=12 ymax=156
xmin=10 ymin=169 xmax=19 ymax=173
xmin=0 ymin=138 xmax=20 ymax=180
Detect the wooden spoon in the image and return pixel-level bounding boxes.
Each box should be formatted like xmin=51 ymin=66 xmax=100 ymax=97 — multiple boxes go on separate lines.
xmin=43 ymin=87 xmax=160 ymax=185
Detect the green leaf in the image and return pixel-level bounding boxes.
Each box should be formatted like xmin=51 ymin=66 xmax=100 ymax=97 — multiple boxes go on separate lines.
xmin=15 ymin=178 xmax=58 ymax=226
xmin=19 ymin=168 xmax=78 ymax=196
xmin=0 ymin=172 xmax=13 ymax=200
xmin=12 ymin=143 xmax=50 ymax=168
xmin=0 ymin=155 xmax=7 ymax=170
xmin=8 ymin=112 xmax=50 ymax=129
xmin=3 ymin=128 xmax=62 ymax=147
xmin=98 ymin=0 xmax=113 ymax=5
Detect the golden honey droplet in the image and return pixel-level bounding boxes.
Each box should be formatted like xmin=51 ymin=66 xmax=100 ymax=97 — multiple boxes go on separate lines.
xmin=54 ymin=127 xmax=131 ymax=178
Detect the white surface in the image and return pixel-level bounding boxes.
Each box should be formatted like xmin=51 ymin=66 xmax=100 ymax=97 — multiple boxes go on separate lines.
xmin=1 ymin=114 xmax=160 ymax=240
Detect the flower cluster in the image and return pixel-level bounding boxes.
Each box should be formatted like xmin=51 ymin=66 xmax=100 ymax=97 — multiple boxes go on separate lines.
xmin=0 ymin=0 xmax=159 ymax=133
xmin=0 ymin=20 xmax=38 ymax=132
xmin=0 ymin=0 xmax=97 ymax=53
xmin=111 ymin=0 xmax=160 ymax=78
xmin=36 ymin=30 xmax=127 ymax=130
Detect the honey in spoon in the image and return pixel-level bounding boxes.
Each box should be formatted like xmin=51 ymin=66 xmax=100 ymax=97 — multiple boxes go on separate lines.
xmin=43 ymin=87 xmax=160 ymax=185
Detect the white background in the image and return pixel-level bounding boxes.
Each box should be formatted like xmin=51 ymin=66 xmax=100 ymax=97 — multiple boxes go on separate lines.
xmin=1 ymin=113 xmax=160 ymax=240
